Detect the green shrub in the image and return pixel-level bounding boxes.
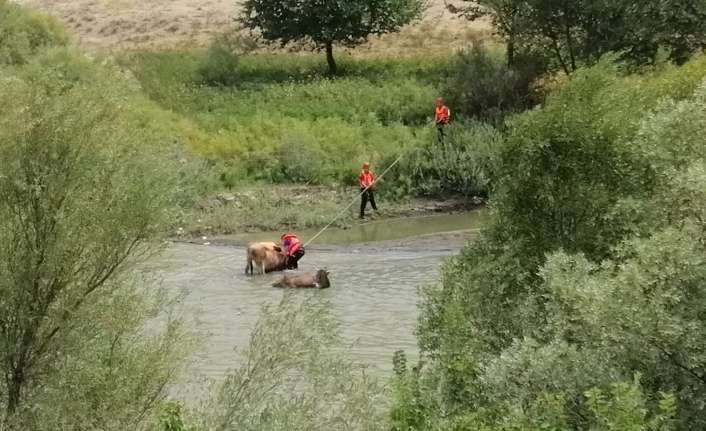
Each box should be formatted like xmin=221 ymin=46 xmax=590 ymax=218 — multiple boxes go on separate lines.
xmin=159 ymin=402 xmax=194 ymax=431
xmin=444 ymin=43 xmax=545 ymax=124
xmin=396 ymin=121 xmax=502 ymax=197
xmin=198 ymin=35 xmax=241 ymax=86
xmin=0 ymin=0 xmax=68 ymax=65
xmin=0 ymin=48 xmax=191 ymax=429
xmin=496 ymin=57 xmax=706 ymax=263
xmin=199 ymin=295 xmax=388 ymax=430
xmin=403 ymin=56 xmax=706 ymax=430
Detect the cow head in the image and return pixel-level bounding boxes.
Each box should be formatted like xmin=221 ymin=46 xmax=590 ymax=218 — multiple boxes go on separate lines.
xmin=315 ymin=269 xmax=331 ymax=289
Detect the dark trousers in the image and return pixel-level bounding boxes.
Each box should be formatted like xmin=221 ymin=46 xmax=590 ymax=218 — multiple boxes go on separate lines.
xmin=360 ymin=188 xmax=377 ymax=218
xmin=286 ymin=248 xmax=305 ymax=269
xmin=436 ymin=122 xmax=447 ymax=143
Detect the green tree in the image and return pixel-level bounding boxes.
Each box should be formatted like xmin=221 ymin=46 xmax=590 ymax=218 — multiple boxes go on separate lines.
xmin=447 ymin=0 xmax=530 ymax=67
xmin=0 ymin=49 xmax=191 ymax=429
xmin=401 ymin=57 xmax=706 ymax=430
xmin=450 ymin=0 xmax=706 ymax=74
xmin=240 ymin=0 xmax=425 ymax=74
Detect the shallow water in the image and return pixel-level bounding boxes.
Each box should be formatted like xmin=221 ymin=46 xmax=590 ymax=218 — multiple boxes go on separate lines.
xmin=152 ymin=212 xmax=485 ymax=389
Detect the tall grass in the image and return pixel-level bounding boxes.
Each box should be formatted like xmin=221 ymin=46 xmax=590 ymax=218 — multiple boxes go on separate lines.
xmin=399 ymin=121 xmax=503 ymax=198
xmin=0 ymin=0 xmax=68 ymax=65
xmin=119 ymin=51 xmax=463 ymax=188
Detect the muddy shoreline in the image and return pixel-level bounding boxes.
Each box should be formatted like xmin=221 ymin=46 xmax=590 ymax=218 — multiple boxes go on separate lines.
xmin=172 ymin=208 xmax=486 ymax=253
xmin=181 ymin=190 xmax=485 ymax=237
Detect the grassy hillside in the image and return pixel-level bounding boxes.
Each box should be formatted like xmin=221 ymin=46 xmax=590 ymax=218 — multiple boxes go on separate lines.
xmin=116 ymin=48 xmax=505 ymax=234
xmin=121 ymin=51 xmax=446 ymax=185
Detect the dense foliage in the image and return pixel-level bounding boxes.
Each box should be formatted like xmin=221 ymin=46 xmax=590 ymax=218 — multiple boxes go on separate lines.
xmin=392 ymin=56 xmax=706 ymax=430
xmin=240 ymin=0 xmax=425 ymax=73
xmin=201 ymin=295 xmax=387 ymax=430
xmin=0 ymin=48 xmax=196 ymax=429
xmin=453 ymin=0 xmax=706 ymax=73
xmin=0 ymin=0 xmax=67 ymax=65
xmin=156 ymin=295 xmax=388 ymax=431
xmin=444 ymin=42 xmax=544 ymax=124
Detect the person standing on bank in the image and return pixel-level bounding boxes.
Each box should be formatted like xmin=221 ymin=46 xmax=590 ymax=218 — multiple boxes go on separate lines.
xmin=435 ymin=97 xmax=451 ymax=143
xmin=359 ymin=162 xmax=377 ymax=219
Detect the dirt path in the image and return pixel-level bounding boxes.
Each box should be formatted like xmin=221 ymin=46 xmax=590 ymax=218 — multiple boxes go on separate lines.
xmin=15 ymin=0 xmax=491 ymax=51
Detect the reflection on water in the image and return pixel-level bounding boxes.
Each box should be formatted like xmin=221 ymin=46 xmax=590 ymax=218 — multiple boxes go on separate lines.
xmin=152 ymin=211 xmax=485 ymax=390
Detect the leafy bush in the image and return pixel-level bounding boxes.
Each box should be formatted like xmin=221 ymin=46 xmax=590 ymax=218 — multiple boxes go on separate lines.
xmin=159 ymin=402 xmax=194 ymax=431
xmin=495 ymin=57 xmax=706 ymax=263
xmin=399 ymin=56 xmax=706 ymax=430
xmin=198 ymin=35 xmax=241 ymax=86
xmin=444 ymin=42 xmax=545 ymax=124
xmin=398 ymin=121 xmax=503 ymax=197
xmin=0 ymin=0 xmax=67 ymax=65
xmin=0 ymin=48 xmax=192 ymax=429
xmin=538 ymin=227 xmax=706 ymax=428
xmin=198 ymin=294 xmax=388 ymax=430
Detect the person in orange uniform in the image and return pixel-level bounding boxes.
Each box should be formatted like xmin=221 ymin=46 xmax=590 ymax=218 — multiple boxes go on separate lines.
xmin=435 ymin=97 xmax=451 ymax=143
xmin=280 ymin=232 xmax=305 ymax=270
xmin=359 ymin=162 xmax=377 ymax=219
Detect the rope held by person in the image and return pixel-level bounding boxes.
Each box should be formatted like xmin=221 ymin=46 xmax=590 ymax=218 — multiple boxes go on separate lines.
xmin=303 ymin=153 xmax=405 ymax=248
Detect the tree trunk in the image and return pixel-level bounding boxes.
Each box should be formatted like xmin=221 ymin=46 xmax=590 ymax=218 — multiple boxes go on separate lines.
xmin=550 ymin=35 xmax=571 ymax=76
xmin=5 ymin=366 xmax=24 ymax=424
xmin=564 ymin=22 xmax=577 ymax=72
xmin=325 ymin=41 xmax=337 ymax=75
xmin=507 ymin=35 xmax=515 ymax=67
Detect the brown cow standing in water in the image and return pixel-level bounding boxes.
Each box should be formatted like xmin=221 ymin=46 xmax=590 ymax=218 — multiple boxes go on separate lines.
xmin=272 ymin=269 xmax=331 ymax=289
xmin=245 ymin=242 xmax=287 ymax=275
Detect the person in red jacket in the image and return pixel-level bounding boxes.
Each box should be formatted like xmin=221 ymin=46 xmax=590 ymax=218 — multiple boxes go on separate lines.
xmin=359 ymin=162 xmax=377 ymax=219
xmin=435 ymin=97 xmax=451 ymax=143
xmin=280 ymin=232 xmax=305 ymax=270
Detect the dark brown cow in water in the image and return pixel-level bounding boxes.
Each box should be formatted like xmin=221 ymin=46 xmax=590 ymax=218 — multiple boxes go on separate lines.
xmin=245 ymin=242 xmax=287 ymax=275
xmin=272 ymin=269 xmax=331 ymax=289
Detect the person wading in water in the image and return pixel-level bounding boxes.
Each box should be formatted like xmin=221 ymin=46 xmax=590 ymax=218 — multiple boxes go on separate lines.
xmin=359 ymin=162 xmax=377 ymax=219
xmin=280 ymin=232 xmax=305 ymax=270
xmin=435 ymin=97 xmax=451 ymax=143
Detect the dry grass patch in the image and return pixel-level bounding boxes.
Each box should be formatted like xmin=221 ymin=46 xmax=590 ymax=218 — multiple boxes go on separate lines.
xmin=15 ymin=0 xmax=492 ymax=52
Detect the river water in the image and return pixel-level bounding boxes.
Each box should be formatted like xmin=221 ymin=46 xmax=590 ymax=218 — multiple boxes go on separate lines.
xmin=151 ymin=212 xmax=486 ymax=387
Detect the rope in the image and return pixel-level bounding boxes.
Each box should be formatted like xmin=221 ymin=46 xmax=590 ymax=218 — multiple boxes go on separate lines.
xmin=303 ymin=152 xmax=406 ymax=248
